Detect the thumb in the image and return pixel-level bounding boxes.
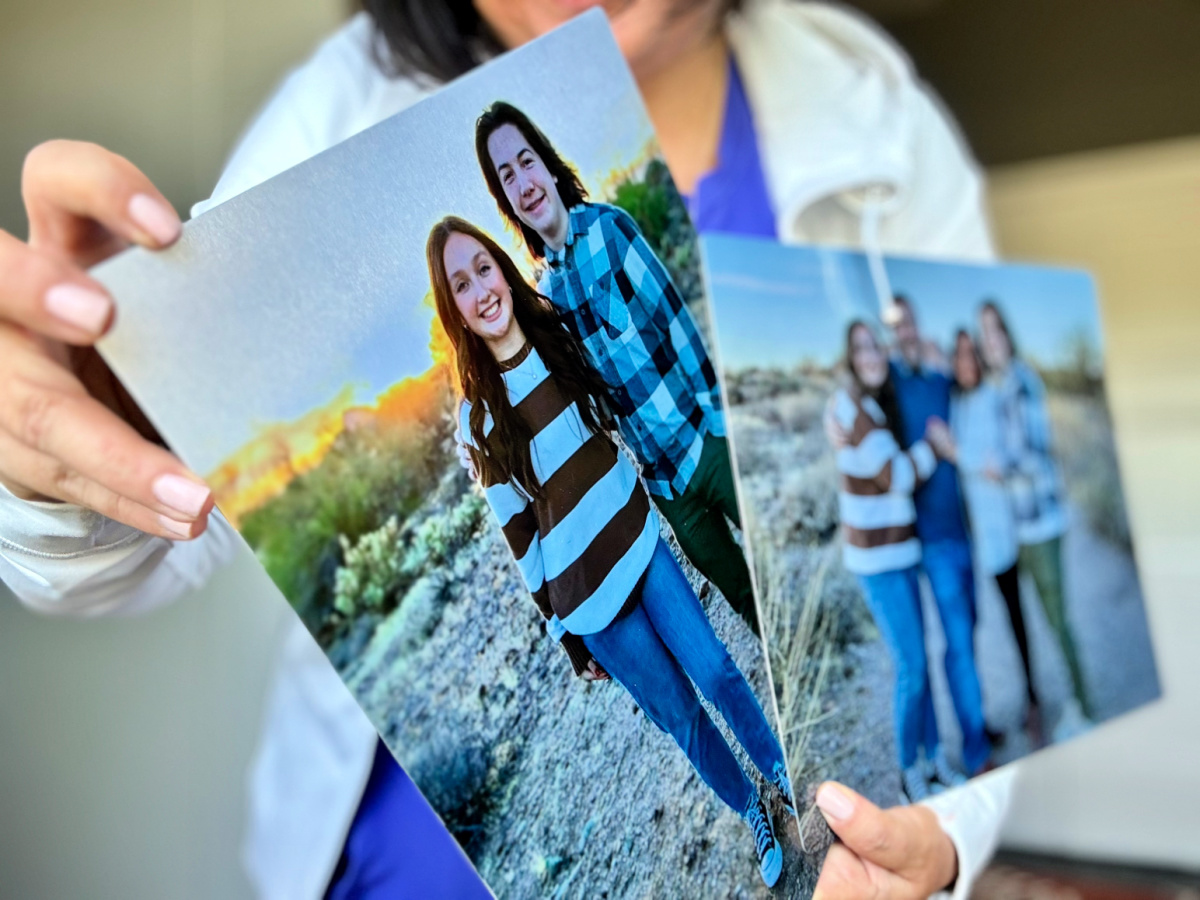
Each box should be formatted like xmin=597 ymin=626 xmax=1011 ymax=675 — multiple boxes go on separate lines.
xmin=815 ymin=782 xmax=915 ymax=874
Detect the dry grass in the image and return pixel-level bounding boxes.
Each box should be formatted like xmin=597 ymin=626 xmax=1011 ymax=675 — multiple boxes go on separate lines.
xmin=758 ymin=540 xmax=840 ymax=785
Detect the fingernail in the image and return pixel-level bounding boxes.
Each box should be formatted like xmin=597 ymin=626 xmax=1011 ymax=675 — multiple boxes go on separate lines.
xmin=816 ymin=783 xmax=854 ymax=821
xmin=128 ymin=193 xmax=181 ymax=246
xmin=158 ymin=515 xmax=194 ymax=540
xmin=44 ymin=284 xmax=111 ymax=334
xmin=152 ymin=473 xmax=210 ymax=519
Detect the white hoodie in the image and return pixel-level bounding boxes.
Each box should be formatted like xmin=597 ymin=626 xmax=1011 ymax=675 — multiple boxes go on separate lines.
xmin=0 ymin=2 xmax=1012 ymax=898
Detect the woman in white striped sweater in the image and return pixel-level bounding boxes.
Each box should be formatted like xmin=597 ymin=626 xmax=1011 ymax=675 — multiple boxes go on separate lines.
xmin=427 ymin=216 xmax=792 ymax=888
xmin=833 ymin=319 xmax=959 ymax=803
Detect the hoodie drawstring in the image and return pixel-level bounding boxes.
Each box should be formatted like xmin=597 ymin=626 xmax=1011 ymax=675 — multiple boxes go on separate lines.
xmin=858 ymin=184 xmax=897 ymax=322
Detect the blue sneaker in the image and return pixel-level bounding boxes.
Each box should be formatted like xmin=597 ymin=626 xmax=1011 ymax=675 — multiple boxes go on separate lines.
xmin=744 ymin=792 xmax=783 ymax=887
xmin=928 ymin=748 xmax=966 ymax=792
xmin=772 ymin=762 xmax=797 ymax=818
xmin=901 ymin=763 xmax=931 ymax=804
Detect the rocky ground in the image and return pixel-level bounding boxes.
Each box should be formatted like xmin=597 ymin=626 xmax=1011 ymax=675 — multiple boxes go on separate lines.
xmin=337 ymin=466 xmax=817 ymax=898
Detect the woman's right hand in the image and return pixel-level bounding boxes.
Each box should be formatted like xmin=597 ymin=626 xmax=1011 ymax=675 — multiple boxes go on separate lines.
xmin=581 ymin=659 xmax=610 ymax=682
xmin=0 ymin=140 xmax=213 ymax=540
xmin=924 ymin=417 xmax=956 ymax=463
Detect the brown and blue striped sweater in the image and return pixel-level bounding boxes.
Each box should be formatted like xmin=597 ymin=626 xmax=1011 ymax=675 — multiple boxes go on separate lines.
xmin=461 ymin=343 xmax=659 ymax=675
xmin=833 ymin=387 xmax=937 ymax=576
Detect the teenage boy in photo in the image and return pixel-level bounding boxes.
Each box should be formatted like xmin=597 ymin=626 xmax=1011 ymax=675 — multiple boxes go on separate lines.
xmin=883 ymin=295 xmax=991 ymax=777
xmin=472 ymin=101 xmax=761 ymax=638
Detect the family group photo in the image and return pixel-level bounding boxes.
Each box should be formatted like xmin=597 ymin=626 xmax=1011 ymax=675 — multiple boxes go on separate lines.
xmin=95 ymin=19 xmax=804 ymax=898
xmin=704 ymin=235 xmax=1160 ymax=826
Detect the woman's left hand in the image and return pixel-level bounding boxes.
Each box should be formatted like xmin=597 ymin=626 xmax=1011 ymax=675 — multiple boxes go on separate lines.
xmin=813 ymin=782 xmax=958 ymax=900
xmin=581 ymin=659 xmax=611 ymax=682
xmin=925 ymin=417 xmax=956 ymax=463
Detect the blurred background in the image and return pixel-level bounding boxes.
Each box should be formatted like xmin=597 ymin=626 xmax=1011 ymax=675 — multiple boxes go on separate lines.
xmin=1 ymin=0 xmax=1198 ymax=897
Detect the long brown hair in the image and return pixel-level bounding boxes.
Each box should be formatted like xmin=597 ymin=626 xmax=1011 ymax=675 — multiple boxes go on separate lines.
xmin=952 ymin=328 xmax=985 ymax=392
xmin=980 ymin=299 xmax=1020 ymax=368
xmin=362 ymin=1 xmax=744 ymax=84
xmin=844 ymin=319 xmax=904 ymax=446
xmin=427 ymin=216 xmax=614 ymax=497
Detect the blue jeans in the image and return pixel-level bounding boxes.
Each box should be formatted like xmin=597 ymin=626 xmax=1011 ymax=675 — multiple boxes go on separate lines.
xmin=922 ymin=539 xmax=990 ymax=773
xmin=582 ymin=539 xmax=785 ymax=814
xmin=858 ymin=566 xmax=940 ymax=770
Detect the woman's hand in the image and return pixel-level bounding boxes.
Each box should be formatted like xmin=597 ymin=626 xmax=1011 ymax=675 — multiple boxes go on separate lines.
xmin=0 ymin=140 xmax=213 ymax=540
xmin=453 ymin=417 xmax=479 ymax=482
xmin=813 ymin=782 xmax=958 ymax=900
xmin=580 ymin=659 xmax=610 ymax=682
xmin=824 ymin=396 xmax=850 ymax=450
xmin=925 ymin=417 xmax=956 ymax=463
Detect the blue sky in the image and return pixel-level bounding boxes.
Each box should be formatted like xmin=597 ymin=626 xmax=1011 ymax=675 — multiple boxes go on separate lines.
xmin=97 ymin=13 xmax=654 ymax=475
xmin=703 ymin=234 xmax=1104 ymax=375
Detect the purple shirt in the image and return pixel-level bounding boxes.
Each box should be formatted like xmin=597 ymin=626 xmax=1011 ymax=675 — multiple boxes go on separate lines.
xmin=686 ymin=56 xmax=778 ymax=240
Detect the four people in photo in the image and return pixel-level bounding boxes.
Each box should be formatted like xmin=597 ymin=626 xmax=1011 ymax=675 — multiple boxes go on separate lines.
xmin=833 ymin=294 xmax=1095 ymax=801
xmin=426 ymin=105 xmax=791 ymax=886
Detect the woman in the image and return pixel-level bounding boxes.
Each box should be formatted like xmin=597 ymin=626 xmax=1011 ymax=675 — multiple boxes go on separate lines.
xmin=941 ymin=330 xmax=1044 ymax=748
xmin=979 ymin=301 xmax=1094 ymax=742
xmin=832 ymin=320 xmax=960 ymax=803
xmin=427 ymin=216 xmax=792 ymax=888
xmin=0 ymin=2 xmax=1014 ymax=897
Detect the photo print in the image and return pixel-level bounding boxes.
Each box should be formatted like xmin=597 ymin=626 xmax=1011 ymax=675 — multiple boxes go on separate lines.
xmin=93 ymin=14 xmax=809 ymax=898
xmin=702 ymin=233 xmax=1160 ymax=829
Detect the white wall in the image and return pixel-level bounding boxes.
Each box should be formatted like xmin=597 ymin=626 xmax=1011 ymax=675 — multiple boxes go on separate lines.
xmin=988 ymin=136 xmax=1200 ymax=867
xmin=0 ymin=550 xmax=291 ymax=900
xmin=0 ymin=0 xmax=346 ymax=233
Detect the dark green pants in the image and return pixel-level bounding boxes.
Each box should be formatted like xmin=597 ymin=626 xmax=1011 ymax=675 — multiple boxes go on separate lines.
xmin=1019 ymin=536 xmax=1093 ymax=717
xmin=653 ymin=435 xmax=759 ymax=637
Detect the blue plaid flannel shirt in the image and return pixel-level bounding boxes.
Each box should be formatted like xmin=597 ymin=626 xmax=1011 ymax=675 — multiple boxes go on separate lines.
xmin=997 ymin=359 xmax=1067 ymax=544
xmin=538 ymin=202 xmax=724 ymax=498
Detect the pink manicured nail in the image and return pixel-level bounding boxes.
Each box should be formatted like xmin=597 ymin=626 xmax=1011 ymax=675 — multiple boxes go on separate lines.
xmin=816 ymin=784 xmax=854 ymax=821
xmin=128 ymin=193 xmax=181 ymax=245
xmin=158 ymin=515 xmax=194 ymax=540
xmin=44 ymin=284 xmax=111 ymax=334
xmin=152 ymin=473 xmax=210 ymax=519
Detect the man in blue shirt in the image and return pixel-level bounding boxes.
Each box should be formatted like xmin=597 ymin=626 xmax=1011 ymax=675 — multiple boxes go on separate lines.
xmin=886 ymin=295 xmax=991 ymax=776
xmin=473 ymin=101 xmax=760 ymax=639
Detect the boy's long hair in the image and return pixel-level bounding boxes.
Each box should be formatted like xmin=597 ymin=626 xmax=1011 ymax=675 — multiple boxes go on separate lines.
xmin=474 ymin=101 xmax=588 ymax=260
xmin=427 ymin=217 xmax=614 ymax=498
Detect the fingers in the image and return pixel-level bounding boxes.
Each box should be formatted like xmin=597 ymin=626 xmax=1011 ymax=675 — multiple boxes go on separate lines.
xmin=22 ymin=140 xmax=180 ymax=261
xmin=812 ymin=843 xmax=875 ymax=900
xmin=0 ymin=429 xmax=208 ymax=541
xmin=814 ymin=782 xmax=916 ymax=875
xmin=0 ymin=230 xmax=114 ymax=343
xmin=0 ymin=337 xmax=212 ymax=537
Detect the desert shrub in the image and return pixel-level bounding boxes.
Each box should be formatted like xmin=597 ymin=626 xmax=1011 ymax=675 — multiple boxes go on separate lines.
xmin=332 ymin=488 xmax=487 ymax=622
xmin=1037 ymin=332 xmax=1104 ymax=397
xmin=610 ymin=158 xmax=704 ymax=315
xmin=405 ymin=731 xmax=496 ymax=852
xmin=334 ymin=516 xmax=401 ymax=616
xmin=242 ymin=406 xmax=452 ymax=636
xmin=747 ymin=448 xmax=839 ymax=547
xmin=401 ymin=490 xmax=488 ymax=578
xmin=1047 ymin=393 xmax=1132 ymax=552
xmin=771 ymin=391 xmax=827 ymax=434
